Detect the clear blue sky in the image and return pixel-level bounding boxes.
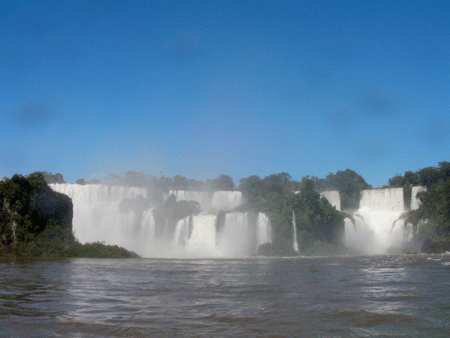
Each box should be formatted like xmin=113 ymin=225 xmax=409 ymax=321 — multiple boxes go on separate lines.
xmin=1 ymin=1 xmax=449 ymax=187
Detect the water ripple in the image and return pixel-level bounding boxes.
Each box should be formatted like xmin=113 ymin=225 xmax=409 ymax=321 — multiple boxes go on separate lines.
xmin=1 ymin=255 xmax=450 ymax=337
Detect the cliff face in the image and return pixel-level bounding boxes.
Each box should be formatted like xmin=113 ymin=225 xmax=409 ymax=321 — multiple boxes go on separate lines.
xmin=0 ymin=174 xmax=73 ymax=250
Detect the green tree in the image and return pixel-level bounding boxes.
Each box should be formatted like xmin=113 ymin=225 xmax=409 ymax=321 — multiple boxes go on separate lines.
xmin=152 ymin=194 xmax=201 ymax=238
xmin=239 ymin=175 xmax=262 ymax=203
xmin=417 ymin=166 xmax=439 ymax=188
xmin=409 ymin=179 xmax=450 ymax=240
xmin=0 ymin=173 xmax=73 ymax=247
xmin=388 ymin=174 xmax=405 ymax=187
xmin=325 ymin=169 xmax=372 ymax=210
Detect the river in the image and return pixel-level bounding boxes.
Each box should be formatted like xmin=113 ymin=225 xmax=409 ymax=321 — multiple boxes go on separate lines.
xmin=1 ymin=254 xmax=450 ymax=337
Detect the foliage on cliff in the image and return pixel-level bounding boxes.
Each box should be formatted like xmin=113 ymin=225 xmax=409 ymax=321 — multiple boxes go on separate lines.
xmin=238 ymin=174 xmax=345 ymax=254
xmin=81 ymin=171 xmax=236 ymax=191
xmin=0 ymin=173 xmax=73 ymax=248
xmin=0 ymin=173 xmax=138 ymax=261
xmin=388 ymin=162 xmax=450 ymax=252
xmin=388 ymin=162 xmax=450 ymax=189
xmin=308 ymin=169 xmax=372 ymax=211
xmin=152 ymin=194 xmax=201 ymax=238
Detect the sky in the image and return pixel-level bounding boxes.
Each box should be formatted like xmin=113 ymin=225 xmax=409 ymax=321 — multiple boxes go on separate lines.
xmin=1 ymin=1 xmax=449 ymax=188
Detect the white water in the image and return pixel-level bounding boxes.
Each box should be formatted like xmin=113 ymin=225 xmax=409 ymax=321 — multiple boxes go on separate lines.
xmin=173 ymin=214 xmax=219 ymax=257
xmin=410 ymin=186 xmax=427 ymax=210
xmin=49 ymin=184 xmax=269 ymax=258
xmin=320 ymin=191 xmax=341 ymax=211
xmin=257 ymin=213 xmax=272 ymax=246
xmin=49 ymin=183 xmax=153 ymax=255
xmin=296 ymin=190 xmax=341 ymax=211
xmin=170 ymin=190 xmax=243 ymax=212
xmin=168 ymin=190 xmax=212 ymax=211
xmin=219 ymin=212 xmax=251 ymax=257
xmin=211 ymin=191 xmax=243 ymax=212
xmin=344 ymin=188 xmax=409 ymax=254
xmin=49 ymin=183 xmax=427 ymax=256
xmin=292 ymin=211 xmax=299 ymax=253
xmin=172 ymin=211 xmax=272 ymax=258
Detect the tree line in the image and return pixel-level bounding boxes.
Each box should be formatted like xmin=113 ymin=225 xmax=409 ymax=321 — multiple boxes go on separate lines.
xmin=387 ymin=162 xmax=450 ymax=252
xmin=3 ymin=161 xmax=449 ymax=257
xmin=0 ymin=173 xmax=138 ymax=261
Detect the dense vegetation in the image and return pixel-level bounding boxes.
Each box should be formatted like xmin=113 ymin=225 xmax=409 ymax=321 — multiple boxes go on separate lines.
xmin=309 ymin=169 xmax=372 ymax=210
xmin=388 ymin=162 xmax=450 ymax=252
xmin=4 ymin=160 xmax=450 ymax=258
xmin=0 ymin=173 xmax=138 ymax=261
xmin=152 ymin=195 xmax=201 ymax=238
xmin=81 ymin=171 xmax=235 ymax=191
xmin=238 ymin=173 xmax=345 ymax=255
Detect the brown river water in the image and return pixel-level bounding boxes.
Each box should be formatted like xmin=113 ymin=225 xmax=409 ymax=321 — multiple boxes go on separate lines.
xmin=1 ymin=254 xmax=450 ymax=337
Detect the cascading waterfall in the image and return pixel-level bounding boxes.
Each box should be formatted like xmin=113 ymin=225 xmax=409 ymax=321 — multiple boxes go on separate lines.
xmin=172 ymin=211 xmax=272 ymax=257
xmin=257 ymin=213 xmax=272 ymax=246
xmin=320 ymin=191 xmax=341 ymax=211
xmin=170 ymin=190 xmax=243 ymax=212
xmin=410 ymin=186 xmax=427 ymax=210
xmin=49 ymin=184 xmax=271 ymax=258
xmin=344 ymin=187 xmax=413 ymax=254
xmin=173 ymin=214 xmax=218 ymax=257
xmin=49 ymin=183 xmax=428 ymax=256
xmin=168 ymin=190 xmax=211 ymax=212
xmin=49 ymin=183 xmax=153 ymax=256
xmin=211 ymin=191 xmax=243 ymax=212
xmin=292 ymin=211 xmax=299 ymax=253
xmin=218 ymin=212 xmax=251 ymax=257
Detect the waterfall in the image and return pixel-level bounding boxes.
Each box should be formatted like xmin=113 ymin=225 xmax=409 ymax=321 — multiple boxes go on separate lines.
xmin=49 ymin=184 xmax=269 ymax=258
xmin=410 ymin=186 xmax=427 ymax=210
xmin=257 ymin=213 xmax=272 ymax=246
xmin=344 ymin=188 xmax=410 ymax=254
xmin=185 ymin=214 xmax=217 ymax=249
xmin=173 ymin=211 xmax=272 ymax=257
xmin=170 ymin=190 xmax=243 ymax=212
xmin=211 ymin=191 xmax=243 ymax=211
xmin=297 ymin=190 xmax=341 ymax=210
xmin=292 ymin=211 xmax=299 ymax=253
xmin=49 ymin=183 xmax=154 ymax=256
xmin=320 ymin=191 xmax=341 ymax=211
xmin=169 ymin=190 xmax=211 ymax=211
xmin=218 ymin=212 xmax=251 ymax=257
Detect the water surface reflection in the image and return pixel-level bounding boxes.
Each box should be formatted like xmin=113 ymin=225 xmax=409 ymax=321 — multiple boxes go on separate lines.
xmin=1 ymin=255 xmax=450 ymax=337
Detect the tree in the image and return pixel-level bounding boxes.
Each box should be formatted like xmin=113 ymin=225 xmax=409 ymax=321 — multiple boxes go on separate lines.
xmin=35 ymin=171 xmax=65 ymax=184
xmin=156 ymin=176 xmax=172 ymax=193
xmin=152 ymin=194 xmax=201 ymax=238
xmin=172 ymin=175 xmax=188 ymax=189
xmin=0 ymin=173 xmax=73 ymax=247
xmin=239 ymin=175 xmax=262 ymax=202
xmin=325 ymin=169 xmax=372 ymax=210
xmin=437 ymin=162 xmax=450 ymax=181
xmin=388 ymin=174 xmax=405 ymax=187
xmin=406 ymin=177 xmax=450 ymax=251
xmin=186 ymin=178 xmax=205 ymax=190
xmin=417 ymin=166 xmax=439 ymax=188
xmin=210 ymin=175 xmax=235 ymax=191
xmin=123 ymin=171 xmax=153 ymax=187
